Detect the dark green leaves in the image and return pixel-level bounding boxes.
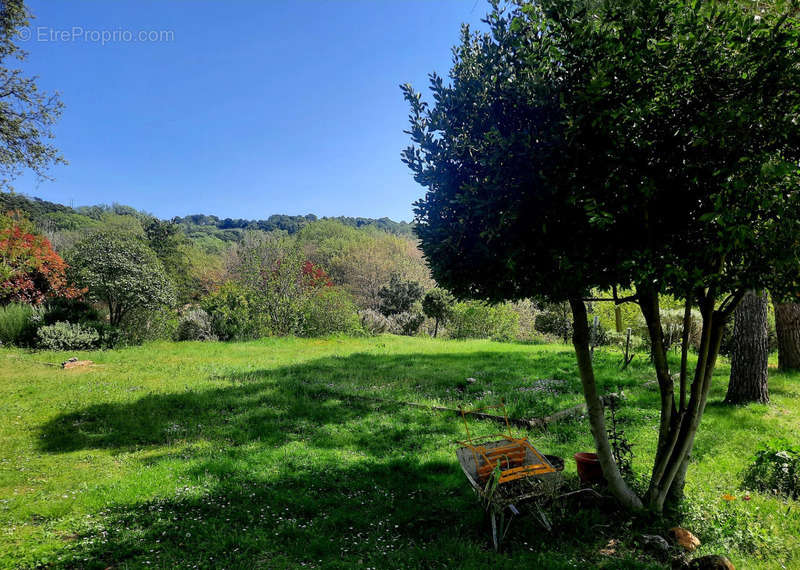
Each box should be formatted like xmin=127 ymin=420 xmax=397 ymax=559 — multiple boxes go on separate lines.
xmin=403 ymin=0 xmax=800 ymax=304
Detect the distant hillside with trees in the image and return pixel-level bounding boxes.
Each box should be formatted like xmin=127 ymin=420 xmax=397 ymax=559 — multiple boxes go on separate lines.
xmin=0 ymin=192 xmax=415 ymax=241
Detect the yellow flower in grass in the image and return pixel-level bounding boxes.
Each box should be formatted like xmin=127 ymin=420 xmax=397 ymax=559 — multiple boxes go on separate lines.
xmin=721 ymin=493 xmax=736 ymax=502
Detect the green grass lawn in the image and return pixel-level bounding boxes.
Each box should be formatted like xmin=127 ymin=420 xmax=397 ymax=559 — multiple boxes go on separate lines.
xmin=1 ymin=336 xmax=798 ymax=568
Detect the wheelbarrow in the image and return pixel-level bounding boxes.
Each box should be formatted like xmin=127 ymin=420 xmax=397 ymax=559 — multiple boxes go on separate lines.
xmin=455 ymin=400 xmax=562 ymax=550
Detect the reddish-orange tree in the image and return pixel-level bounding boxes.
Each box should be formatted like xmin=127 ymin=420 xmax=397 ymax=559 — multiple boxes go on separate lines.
xmin=0 ymin=211 xmax=80 ymax=304
xmin=301 ymin=260 xmax=333 ymax=289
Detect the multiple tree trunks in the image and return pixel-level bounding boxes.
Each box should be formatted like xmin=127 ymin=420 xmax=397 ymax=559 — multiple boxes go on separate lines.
xmin=569 ymin=287 xmax=742 ymax=513
xmin=726 ymin=291 xmax=769 ymax=404
xmin=774 ymin=301 xmax=800 ymax=371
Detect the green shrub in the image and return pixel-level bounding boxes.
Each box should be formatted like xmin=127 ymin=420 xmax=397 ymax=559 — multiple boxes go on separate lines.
xmin=0 ymin=303 xmax=34 ymax=346
xmin=119 ymin=307 xmax=178 ymax=345
xmin=358 ymin=307 xmax=424 ymax=336
xmin=606 ymin=331 xmax=645 ymax=352
xmin=656 ymin=308 xmax=702 ymax=351
xmin=176 ymin=308 xmax=217 ymax=341
xmin=42 ymin=298 xmax=102 ymax=326
xmin=378 ymin=275 xmax=423 ymax=316
xmin=301 ymin=288 xmax=361 ymax=337
xmin=448 ymin=301 xmax=519 ymax=341
xmin=742 ymin=440 xmax=800 ymax=500
xmin=632 ymin=308 xmax=702 ymax=354
xmin=39 ymin=298 xmax=119 ymax=347
xmin=359 ymin=309 xmax=393 ymax=335
xmin=534 ymin=302 xmax=572 ymax=343
xmin=85 ymin=322 xmax=122 ymax=349
xmin=588 ymin=318 xmax=610 ymax=347
xmin=510 ymin=299 xmax=540 ymax=342
xmin=203 ymin=282 xmax=267 ymax=341
xmin=390 ymin=309 xmax=425 ymax=336
xmin=36 ymin=321 xmax=100 ymax=351
xmin=681 ymin=493 xmax=784 ymax=558
xmin=66 ymin=230 xmax=175 ymax=327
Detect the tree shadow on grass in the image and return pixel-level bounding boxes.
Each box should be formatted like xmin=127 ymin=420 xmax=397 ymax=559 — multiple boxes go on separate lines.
xmin=51 ymin=449 xmax=661 ymax=569
xmin=36 ymin=350 xmax=669 ymax=569
xmin=39 ymin=350 xmax=591 ymax=455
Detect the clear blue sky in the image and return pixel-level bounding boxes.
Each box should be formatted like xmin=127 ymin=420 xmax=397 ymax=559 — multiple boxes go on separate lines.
xmin=13 ymin=0 xmax=490 ymax=222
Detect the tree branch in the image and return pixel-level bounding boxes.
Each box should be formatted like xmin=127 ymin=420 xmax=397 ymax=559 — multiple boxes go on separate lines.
xmin=582 ymin=294 xmax=638 ymax=303
xmin=718 ymin=289 xmax=746 ymax=318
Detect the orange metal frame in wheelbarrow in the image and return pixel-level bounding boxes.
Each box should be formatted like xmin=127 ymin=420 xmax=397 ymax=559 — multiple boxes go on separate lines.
xmin=456 ymin=399 xmax=556 ymax=485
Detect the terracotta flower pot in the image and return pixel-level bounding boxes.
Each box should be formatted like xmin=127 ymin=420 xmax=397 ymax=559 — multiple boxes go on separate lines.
xmin=574 ymin=452 xmax=604 ymax=484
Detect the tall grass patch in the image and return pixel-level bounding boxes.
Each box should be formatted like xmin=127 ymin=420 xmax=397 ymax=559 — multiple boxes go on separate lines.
xmin=0 ymin=302 xmax=39 ymax=346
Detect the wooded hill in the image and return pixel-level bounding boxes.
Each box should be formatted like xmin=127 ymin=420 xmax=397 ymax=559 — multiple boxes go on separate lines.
xmin=0 ymin=192 xmax=415 ymax=247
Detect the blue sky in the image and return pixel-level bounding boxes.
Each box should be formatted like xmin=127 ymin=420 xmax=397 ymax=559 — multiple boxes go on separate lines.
xmin=14 ymin=0 xmax=490 ymax=222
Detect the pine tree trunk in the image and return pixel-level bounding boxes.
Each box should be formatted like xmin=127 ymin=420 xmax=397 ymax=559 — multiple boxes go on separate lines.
xmin=774 ymin=301 xmax=800 ymax=371
xmin=726 ymin=290 xmax=769 ymax=404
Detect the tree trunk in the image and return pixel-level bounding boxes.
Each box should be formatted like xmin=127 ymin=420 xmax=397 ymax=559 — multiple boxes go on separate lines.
xmin=650 ymin=312 xmax=724 ymax=512
xmin=726 ymin=290 xmax=769 ymax=404
xmin=774 ymin=301 xmax=800 ymax=371
xmin=614 ymin=304 xmax=623 ymax=333
xmin=569 ymin=297 xmax=643 ymax=511
xmin=662 ymin=313 xmax=726 ymax=510
xmin=433 ymin=318 xmax=439 ymax=338
xmin=637 ymin=282 xmax=737 ymax=513
xmin=636 ymin=286 xmax=675 ymax=460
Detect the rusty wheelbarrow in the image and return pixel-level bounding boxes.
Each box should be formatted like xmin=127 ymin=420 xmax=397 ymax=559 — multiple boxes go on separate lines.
xmin=455 ymin=400 xmax=562 ymax=550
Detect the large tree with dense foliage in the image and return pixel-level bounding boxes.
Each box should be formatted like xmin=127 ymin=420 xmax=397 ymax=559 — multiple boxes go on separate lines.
xmin=0 ymin=210 xmax=79 ymax=304
xmin=0 ymin=0 xmax=64 ymax=189
xmin=67 ymin=232 xmax=174 ymax=326
xmin=403 ymin=0 xmax=800 ymax=512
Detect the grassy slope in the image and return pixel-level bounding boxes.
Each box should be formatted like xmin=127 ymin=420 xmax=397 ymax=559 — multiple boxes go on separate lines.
xmin=0 ymin=336 xmax=798 ymax=568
